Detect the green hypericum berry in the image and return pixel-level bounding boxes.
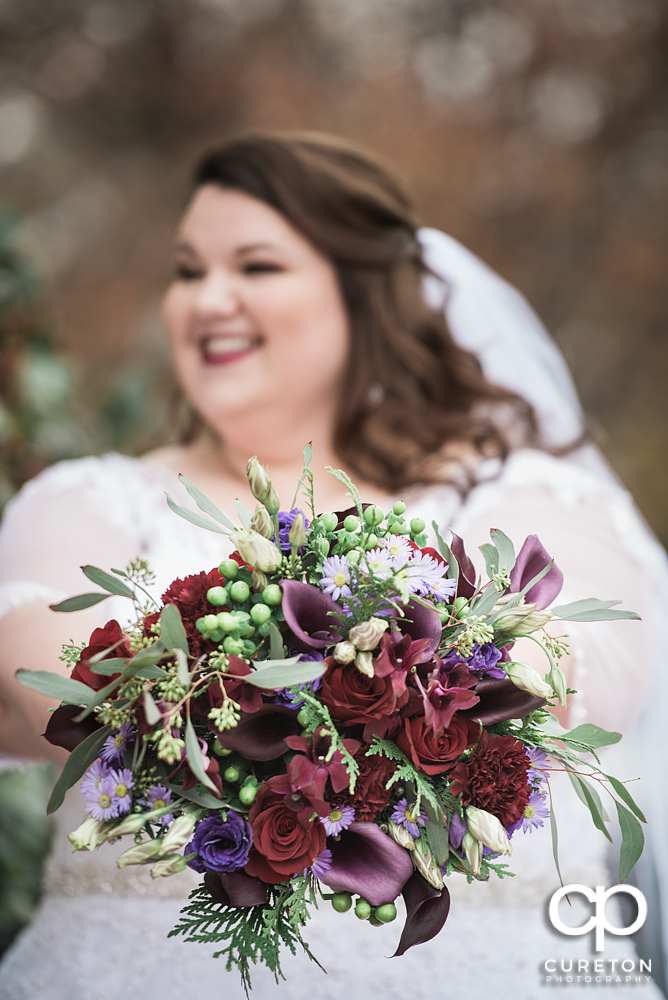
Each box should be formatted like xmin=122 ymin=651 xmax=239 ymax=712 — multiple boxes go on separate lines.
xmin=347 ymin=548 xmax=362 ymax=565
xmin=242 ymin=640 xmax=256 ymax=655
xmin=203 ymin=614 xmax=219 ymax=631
xmin=354 ymin=899 xmax=372 ymax=920
xmin=453 ymin=596 xmax=468 ymax=615
xmin=219 ymin=559 xmax=239 ymax=579
xmin=262 ymin=584 xmax=282 ymax=606
xmin=410 ymin=517 xmax=426 ymax=534
xmin=224 ymin=766 xmax=240 ymax=783
xmin=363 ymin=505 xmax=385 ymax=527
xmin=296 ymin=707 xmax=309 ymax=727
xmin=319 ymin=512 xmax=338 ymax=532
xmin=364 ymin=534 xmax=379 ymax=551
xmin=392 ymin=501 xmax=406 ymax=516
xmin=343 ymin=514 xmax=359 ymax=532
xmin=331 ymin=892 xmax=353 ymax=913
xmin=238 ymin=785 xmax=257 ymax=806
xmin=317 ymin=536 xmax=330 ymax=557
xmin=229 ymin=580 xmax=250 ymax=603
xmin=213 ymin=740 xmax=232 ymax=757
xmin=374 ymin=903 xmax=397 ymax=923
xmin=250 ymin=603 xmax=272 ymax=625
xmin=206 ymin=586 xmax=228 ymax=606
xmin=223 ymin=636 xmax=244 ymax=655
xmin=216 ymin=612 xmax=237 ymax=632
xmin=368 ymin=914 xmax=384 ymax=927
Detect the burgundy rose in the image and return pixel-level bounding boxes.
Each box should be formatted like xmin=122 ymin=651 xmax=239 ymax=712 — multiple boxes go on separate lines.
xmin=71 ymin=620 xmax=130 ymax=691
xmin=396 ymin=716 xmax=479 ymax=775
xmin=321 ymin=656 xmax=409 ymax=725
xmin=244 ymin=782 xmax=326 ymax=883
xmin=449 ymin=731 xmax=531 ymax=825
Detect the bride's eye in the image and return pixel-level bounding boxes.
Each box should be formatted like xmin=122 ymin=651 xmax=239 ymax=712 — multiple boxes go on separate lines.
xmin=241 ymin=261 xmax=283 ymax=275
xmin=175 ymin=262 xmax=205 ymax=281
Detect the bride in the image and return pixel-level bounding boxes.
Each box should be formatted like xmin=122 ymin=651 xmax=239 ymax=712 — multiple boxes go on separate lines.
xmin=0 ymin=132 xmax=666 ymax=999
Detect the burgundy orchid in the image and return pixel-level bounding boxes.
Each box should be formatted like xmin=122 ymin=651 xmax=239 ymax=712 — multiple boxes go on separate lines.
xmin=280 ymin=579 xmax=343 ymax=650
xmin=416 ymin=662 xmax=480 ymax=736
xmin=509 ymin=534 xmax=563 ymax=609
xmin=318 ymin=821 xmax=414 ymax=906
xmin=285 ymin=728 xmax=361 ymax=799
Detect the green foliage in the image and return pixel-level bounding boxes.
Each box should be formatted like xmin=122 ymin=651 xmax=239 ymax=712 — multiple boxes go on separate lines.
xmin=294 ymin=691 xmax=360 ymax=793
xmin=58 ymin=640 xmax=86 ymax=667
xmin=367 ymin=737 xmax=441 ymax=814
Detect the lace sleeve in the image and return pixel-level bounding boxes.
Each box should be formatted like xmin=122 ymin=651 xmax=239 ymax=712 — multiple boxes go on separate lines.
xmin=449 ymin=450 xmax=657 ymax=735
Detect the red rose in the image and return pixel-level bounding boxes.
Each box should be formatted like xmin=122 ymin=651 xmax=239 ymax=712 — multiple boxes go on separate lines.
xmin=71 ymin=620 xmax=130 ymax=691
xmin=396 ymin=716 xmax=479 ymax=775
xmin=326 ymin=749 xmax=398 ymax=822
xmin=449 ymin=731 xmax=531 ymax=825
xmin=321 ymin=658 xmax=408 ymax=725
xmin=156 ymin=568 xmax=227 ymax=657
xmin=244 ymin=783 xmax=326 ymax=883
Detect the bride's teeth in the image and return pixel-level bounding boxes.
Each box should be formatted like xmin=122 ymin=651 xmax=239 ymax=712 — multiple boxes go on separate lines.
xmin=205 ymin=336 xmax=255 ymax=354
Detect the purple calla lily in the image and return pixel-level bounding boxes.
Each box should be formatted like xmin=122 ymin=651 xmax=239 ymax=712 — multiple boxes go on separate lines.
xmin=214 ymin=705 xmax=300 ymax=760
xmin=450 ymin=533 xmax=477 ymax=600
xmin=43 ymin=704 xmax=103 ymax=751
xmin=280 ymin=580 xmax=343 ymax=650
xmin=318 ymin=821 xmax=413 ymax=906
xmin=509 ymin=534 xmax=563 ymax=609
xmin=396 ymin=599 xmax=442 ymax=657
xmin=458 ymin=676 xmax=545 ymax=726
xmin=203 ymin=869 xmax=268 ymax=907
xmin=393 ymin=871 xmax=451 ymax=956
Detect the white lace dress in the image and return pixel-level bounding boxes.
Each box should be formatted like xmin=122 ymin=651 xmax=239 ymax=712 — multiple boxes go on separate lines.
xmin=0 ymin=449 xmax=665 ymax=1000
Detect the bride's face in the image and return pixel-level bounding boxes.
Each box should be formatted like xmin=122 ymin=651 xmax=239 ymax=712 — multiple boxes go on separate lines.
xmin=162 ymin=185 xmax=350 ymax=434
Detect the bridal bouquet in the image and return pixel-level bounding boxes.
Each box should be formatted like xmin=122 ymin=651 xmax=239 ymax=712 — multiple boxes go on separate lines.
xmin=18 ymin=449 xmax=645 ymax=992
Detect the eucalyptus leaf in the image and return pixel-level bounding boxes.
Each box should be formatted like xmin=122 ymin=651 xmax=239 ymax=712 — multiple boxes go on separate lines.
xmin=184 ymin=717 xmax=220 ymax=795
xmin=15 ymin=669 xmax=93 ymax=706
xmin=470 ymin=582 xmax=500 ymax=618
xmin=161 ymin=604 xmax=189 ymax=655
xmin=50 ymin=593 xmax=110 ymax=613
xmin=303 ymin=442 xmax=313 ymax=469
xmin=165 ymin=782 xmax=229 ymax=811
xmin=616 ymin=801 xmax=644 ymax=882
xmin=605 ymin=774 xmax=646 ymax=823
xmin=47 ymin=725 xmax=112 ymax=814
xmin=74 ymin=674 xmax=123 ymax=722
xmin=431 ymin=522 xmax=458 ymax=582
xmin=560 ymin=724 xmax=621 ymax=748
xmin=490 ymin=528 xmax=515 ymax=575
xmin=425 ymin=819 xmax=450 ymax=867
xmin=166 ymin=494 xmax=229 ymax=535
xmin=548 ymin=789 xmax=564 ymax=887
xmin=143 ymin=689 xmax=162 ymax=726
xmin=245 ymin=658 xmax=326 ymax=689
xmin=129 ymin=641 xmax=166 ymax=669
xmin=175 ymin=648 xmax=190 ymax=687
xmin=268 ymin=622 xmax=284 ymax=660
xmin=233 ymin=499 xmax=253 ymax=530
xmin=90 ymin=658 xmax=128 ymax=675
xmin=81 ymin=565 xmax=134 ymax=598
xmin=568 ymin=772 xmax=611 ymax=841
xmin=178 ymin=475 xmax=236 ymax=530
xmin=135 ymin=664 xmax=168 ymax=680
xmin=550 ymin=597 xmax=639 ymax=621
xmin=480 ymin=543 xmax=499 ymax=580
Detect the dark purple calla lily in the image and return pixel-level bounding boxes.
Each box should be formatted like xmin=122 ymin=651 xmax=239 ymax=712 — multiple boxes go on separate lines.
xmin=396 ymin=599 xmax=442 ymax=657
xmin=458 ymin=676 xmax=545 ymax=726
xmin=451 ymin=533 xmax=477 ymax=600
xmin=203 ymin=869 xmax=268 ymax=907
xmin=215 ymin=705 xmax=300 ymax=760
xmin=280 ymin=580 xmax=343 ymax=650
xmin=319 ymin=821 xmax=413 ymax=906
xmin=43 ymin=703 xmax=102 ymax=751
xmin=509 ymin=534 xmax=563 ymax=609
xmin=393 ymin=871 xmax=451 ymax=957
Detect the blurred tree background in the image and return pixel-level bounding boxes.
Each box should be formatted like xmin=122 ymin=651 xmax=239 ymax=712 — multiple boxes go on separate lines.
xmin=0 ymin=0 xmax=666 ymax=957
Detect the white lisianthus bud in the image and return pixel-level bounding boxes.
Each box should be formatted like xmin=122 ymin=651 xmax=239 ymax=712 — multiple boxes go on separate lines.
xmin=349 ymin=617 xmax=389 ymax=651
xmin=288 ymin=512 xmax=307 ymax=548
xmin=265 ymin=483 xmax=281 ymax=516
xmin=462 ymin=831 xmax=483 ymax=876
xmin=246 ymin=456 xmax=270 ymax=502
xmin=250 ymin=504 xmax=274 ymax=539
xmin=231 ymin=529 xmax=282 ymax=573
xmin=160 ymin=814 xmax=198 ymax=854
xmin=117 ymin=838 xmax=164 ymax=868
xmin=549 ymin=665 xmax=568 ymax=708
xmin=333 ymin=641 xmax=356 ymax=665
xmin=387 ymin=821 xmax=415 ymax=851
xmin=355 ymin=650 xmax=374 ymax=677
xmin=112 ymin=812 xmax=149 ymax=837
xmin=412 ymin=841 xmax=445 ymax=889
xmin=495 ymin=600 xmax=552 ymax=636
xmin=68 ymin=816 xmax=114 ymax=852
xmin=504 ymin=661 xmax=553 ymax=700
xmin=252 ymin=569 xmax=268 ymax=592
xmin=466 ymin=806 xmax=512 ymax=856
xmin=151 ymin=853 xmax=190 ymax=878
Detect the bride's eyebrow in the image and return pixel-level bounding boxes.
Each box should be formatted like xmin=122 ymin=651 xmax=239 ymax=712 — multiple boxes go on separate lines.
xmin=174 ymin=241 xmax=199 ymax=258
xmin=235 ymin=242 xmax=281 ymax=256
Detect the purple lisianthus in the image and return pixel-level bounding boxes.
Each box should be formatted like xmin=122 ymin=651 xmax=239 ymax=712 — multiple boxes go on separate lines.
xmin=391 ymin=797 xmax=428 ymax=838
xmin=321 ymin=805 xmax=355 ymax=836
xmin=109 ymin=767 xmax=135 ymax=815
xmin=304 ymin=848 xmax=333 ymax=880
xmin=186 ymin=811 xmax=253 ymax=874
xmin=83 ymin=776 xmax=119 ymax=822
xmin=507 ymin=791 xmax=550 ymax=835
xmin=277 ymin=508 xmax=310 ymax=553
xmin=448 ymin=810 xmax=467 ymax=849
xmin=100 ymin=723 xmax=135 ymax=765
xmin=143 ymin=784 xmax=174 ymax=826
xmin=274 ymin=652 xmax=324 ymax=708
xmin=442 ymin=643 xmax=504 ymax=679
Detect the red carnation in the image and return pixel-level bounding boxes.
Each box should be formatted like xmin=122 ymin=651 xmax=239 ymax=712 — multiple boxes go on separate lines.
xmin=449 ymin=731 xmax=531 ymax=826
xmin=244 ymin=782 xmax=326 ymax=883
xmin=326 ymin=748 xmax=398 ymax=821
xmin=396 ymin=716 xmax=479 ymax=775
xmin=155 ymin=568 xmax=227 ymax=658
xmin=71 ymin=620 xmax=130 ymax=691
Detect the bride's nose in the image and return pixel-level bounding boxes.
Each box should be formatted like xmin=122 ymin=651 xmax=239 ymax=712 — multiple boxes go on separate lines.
xmin=193 ymin=267 xmax=242 ymax=318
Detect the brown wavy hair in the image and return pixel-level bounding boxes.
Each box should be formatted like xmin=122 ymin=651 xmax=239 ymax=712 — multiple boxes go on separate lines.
xmin=188 ymin=131 xmax=538 ymax=493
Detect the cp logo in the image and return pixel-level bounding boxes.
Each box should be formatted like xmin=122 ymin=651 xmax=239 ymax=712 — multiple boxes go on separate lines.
xmin=549 ymin=884 xmax=647 ymax=951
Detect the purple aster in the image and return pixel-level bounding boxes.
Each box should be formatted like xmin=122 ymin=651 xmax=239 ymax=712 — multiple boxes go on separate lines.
xmin=391 ymin=797 xmax=428 ymax=838
xmin=186 ymin=811 xmax=253 ymax=873
xmin=277 ymin=508 xmax=310 ymax=553
xmin=83 ymin=776 xmax=119 ymax=822
xmin=81 ymin=759 xmax=111 ymax=797
xmin=400 ymin=551 xmax=457 ymax=601
xmin=274 ymin=663 xmax=323 ymax=708
xmin=143 ymin=784 xmax=174 ymax=826
xmin=320 ymin=554 xmax=353 ymax=601
xmin=383 ymin=534 xmax=413 ymax=567
xmin=526 ymin=746 xmax=551 ymax=787
xmin=508 ymin=791 xmax=550 ymax=835
xmin=361 ymin=547 xmax=394 ymax=581
xmin=100 ymin=723 xmax=135 ymax=765
xmin=109 ymin=767 xmax=135 ymax=815
xmin=320 ymin=805 xmax=355 ymax=836
xmin=304 ymin=848 xmax=333 ymax=880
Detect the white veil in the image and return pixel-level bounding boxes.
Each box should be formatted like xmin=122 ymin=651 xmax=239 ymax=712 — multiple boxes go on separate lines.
xmin=418 ymin=226 xmax=668 ymax=991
